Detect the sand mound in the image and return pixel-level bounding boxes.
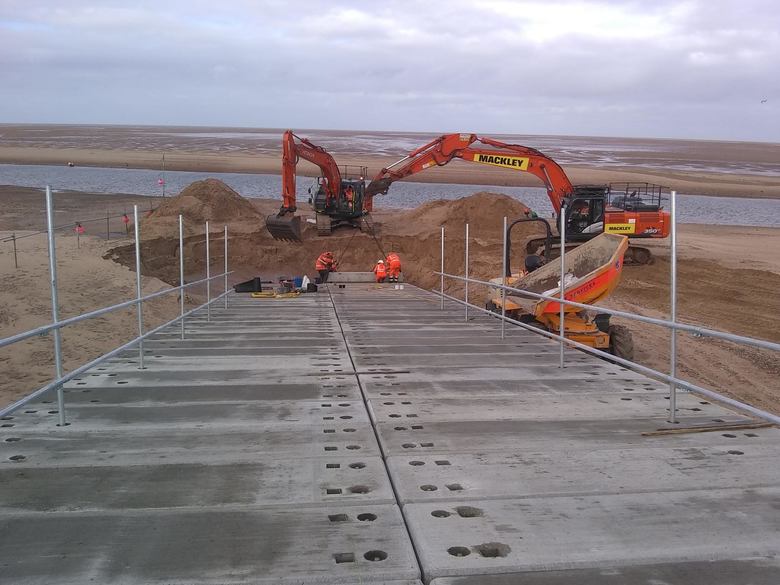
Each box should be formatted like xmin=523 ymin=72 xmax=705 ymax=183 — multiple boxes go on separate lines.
xmin=152 ymin=179 xmax=262 ymax=223
xmin=388 ymin=192 xmax=534 ymax=237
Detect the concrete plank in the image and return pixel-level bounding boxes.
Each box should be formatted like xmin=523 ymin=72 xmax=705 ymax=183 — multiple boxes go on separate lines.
xmin=404 ymin=487 xmax=780 ymax=579
xmin=386 ymin=443 xmax=780 ymax=503
xmin=0 ymin=457 xmax=394 ymax=511
xmin=0 ymin=504 xmax=420 ymax=584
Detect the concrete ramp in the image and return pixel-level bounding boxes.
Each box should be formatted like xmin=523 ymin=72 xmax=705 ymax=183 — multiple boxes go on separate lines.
xmin=1 ymin=283 xmax=778 ymax=584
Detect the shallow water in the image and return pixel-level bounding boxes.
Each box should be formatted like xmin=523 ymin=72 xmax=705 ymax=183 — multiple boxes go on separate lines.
xmin=1 ymin=163 xmax=778 ymax=227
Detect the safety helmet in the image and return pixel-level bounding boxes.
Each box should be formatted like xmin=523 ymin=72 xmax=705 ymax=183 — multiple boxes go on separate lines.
xmin=378 ymin=259 xmax=384 ymax=263
xmin=524 ymin=255 xmax=544 ymax=273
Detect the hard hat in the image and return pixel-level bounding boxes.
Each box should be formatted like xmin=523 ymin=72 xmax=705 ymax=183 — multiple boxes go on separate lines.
xmin=378 ymin=259 xmax=384 ymax=263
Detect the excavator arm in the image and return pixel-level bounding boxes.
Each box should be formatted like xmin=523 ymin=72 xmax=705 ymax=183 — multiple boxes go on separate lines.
xmin=365 ymin=133 xmax=575 ymax=214
xmin=279 ymin=130 xmax=342 ymax=213
xmin=267 ymin=131 xmax=344 ymax=241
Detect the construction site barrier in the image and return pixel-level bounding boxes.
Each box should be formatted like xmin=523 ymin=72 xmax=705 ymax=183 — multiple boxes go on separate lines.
xmin=434 ymin=190 xmax=780 ymax=427
xmin=0 ymin=186 xmax=233 ymax=425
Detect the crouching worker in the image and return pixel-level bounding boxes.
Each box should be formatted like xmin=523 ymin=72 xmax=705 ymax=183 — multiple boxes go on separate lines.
xmin=315 ymin=251 xmax=337 ymax=283
xmin=372 ymin=259 xmax=387 ymax=283
xmin=385 ymin=251 xmax=402 ymax=283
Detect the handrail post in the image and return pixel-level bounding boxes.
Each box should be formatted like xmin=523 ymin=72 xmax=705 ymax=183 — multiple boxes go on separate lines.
xmin=179 ymin=215 xmax=185 ymax=340
xmin=45 ymin=186 xmax=67 ymax=426
xmin=559 ymin=204 xmax=566 ymax=369
xmin=440 ymin=226 xmax=445 ymax=310
xmin=464 ymin=223 xmax=469 ymax=321
xmin=12 ymin=232 xmax=18 ymax=269
xmin=224 ymin=225 xmax=229 ymax=309
xmin=501 ymin=216 xmax=507 ymax=339
xmin=669 ymin=190 xmax=678 ymax=423
xmin=205 ymin=221 xmax=211 ymax=322
xmin=133 ymin=205 xmax=145 ymax=370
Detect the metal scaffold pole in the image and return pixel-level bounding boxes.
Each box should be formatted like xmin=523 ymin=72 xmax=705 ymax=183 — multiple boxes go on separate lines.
xmin=559 ymin=205 xmax=566 ymax=369
xmin=133 ymin=205 xmax=145 ymax=370
xmin=224 ymin=225 xmax=229 ymax=309
xmin=179 ymin=215 xmax=185 ymax=340
xmin=669 ymin=190 xmax=678 ymax=423
xmin=464 ymin=223 xmax=469 ymax=321
xmin=205 ymin=221 xmax=211 ymax=322
xmin=45 ymin=186 xmax=66 ymax=426
xmin=440 ymin=226 xmax=445 ymax=310
xmin=501 ymin=216 xmax=507 ymax=339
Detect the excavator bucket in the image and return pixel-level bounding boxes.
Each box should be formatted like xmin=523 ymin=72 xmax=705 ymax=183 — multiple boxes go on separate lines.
xmin=265 ymin=214 xmax=302 ymax=242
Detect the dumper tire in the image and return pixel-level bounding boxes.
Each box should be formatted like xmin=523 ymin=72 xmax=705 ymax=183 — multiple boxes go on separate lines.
xmin=608 ymin=324 xmax=634 ymax=360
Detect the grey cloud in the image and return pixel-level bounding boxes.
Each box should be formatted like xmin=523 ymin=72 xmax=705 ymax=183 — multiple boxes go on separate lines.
xmin=0 ymin=0 xmax=777 ymax=140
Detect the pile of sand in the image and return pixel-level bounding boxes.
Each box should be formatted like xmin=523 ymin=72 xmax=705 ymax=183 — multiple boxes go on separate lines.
xmin=387 ymin=192 xmax=534 ymax=237
xmin=152 ymin=179 xmax=262 ymax=223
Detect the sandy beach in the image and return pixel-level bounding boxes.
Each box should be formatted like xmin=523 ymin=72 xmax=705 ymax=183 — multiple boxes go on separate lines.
xmin=1 ymin=124 xmax=779 ymax=198
xmin=1 ymin=181 xmax=778 ymax=416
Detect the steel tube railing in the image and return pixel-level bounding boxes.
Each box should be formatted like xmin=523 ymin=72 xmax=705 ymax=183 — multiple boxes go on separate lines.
xmin=45 ymin=186 xmax=66 ymax=426
xmin=669 ymin=189 xmax=678 ymax=423
xmin=0 ymin=272 xmax=233 ymax=351
xmin=224 ymin=225 xmax=229 ymax=310
xmin=436 ymin=272 xmax=780 ymax=353
xmin=205 ymin=221 xmax=211 ymax=322
xmin=133 ymin=205 xmax=145 ymax=370
xmin=0 ymin=290 xmax=232 ymax=419
xmin=179 ymin=215 xmax=185 ymax=340
xmin=464 ymin=223 xmax=469 ymax=321
xmin=432 ymin=288 xmax=780 ymax=426
xmin=559 ymin=205 xmax=566 ymax=369
xmin=501 ymin=216 xmax=507 ymax=340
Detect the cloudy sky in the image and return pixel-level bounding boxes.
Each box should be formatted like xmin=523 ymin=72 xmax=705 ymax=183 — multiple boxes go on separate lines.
xmin=1 ymin=0 xmax=778 ymax=141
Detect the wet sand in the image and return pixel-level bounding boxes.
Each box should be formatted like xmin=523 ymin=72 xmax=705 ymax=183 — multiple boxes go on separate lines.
xmin=1 ymin=124 xmax=779 ymax=198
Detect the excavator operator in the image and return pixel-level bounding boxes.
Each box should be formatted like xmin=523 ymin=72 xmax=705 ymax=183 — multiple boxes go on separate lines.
xmin=372 ymin=259 xmax=387 ymax=283
xmin=315 ymin=251 xmax=337 ymax=283
xmin=385 ymin=252 xmax=402 ymax=283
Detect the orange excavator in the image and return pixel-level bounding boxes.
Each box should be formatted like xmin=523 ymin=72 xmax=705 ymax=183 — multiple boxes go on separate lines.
xmin=266 ymin=130 xmax=372 ymax=241
xmin=366 ymin=133 xmax=670 ymax=264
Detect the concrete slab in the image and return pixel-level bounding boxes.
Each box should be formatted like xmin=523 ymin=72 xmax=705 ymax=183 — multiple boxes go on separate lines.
xmin=429 ymin=558 xmax=780 ymax=585
xmin=0 ymin=504 xmax=420 ymax=584
xmin=0 ymin=457 xmax=395 ymax=511
xmin=404 ymin=487 xmax=780 ymax=579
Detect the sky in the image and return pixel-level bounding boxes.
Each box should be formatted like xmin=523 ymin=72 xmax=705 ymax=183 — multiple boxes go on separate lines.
xmin=0 ymin=0 xmax=778 ymax=141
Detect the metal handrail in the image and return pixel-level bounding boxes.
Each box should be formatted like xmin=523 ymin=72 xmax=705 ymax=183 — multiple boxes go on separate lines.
xmin=0 ymin=290 xmax=232 ymax=419
xmin=432 ymin=287 xmax=780 ymax=426
xmin=0 ymin=272 xmax=233 ymax=350
xmin=436 ymin=272 xmax=780 ymax=354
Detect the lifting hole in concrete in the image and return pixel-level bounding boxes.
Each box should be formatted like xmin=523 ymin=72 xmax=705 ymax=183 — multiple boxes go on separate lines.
xmin=117 ymin=381 xmax=128 ymax=385
xmin=745 ymin=433 xmax=758 ymax=437
xmin=728 ymin=450 xmax=744 ymax=455
xmin=349 ymin=485 xmax=370 ymax=494
xmin=412 ymin=425 xmax=423 ymax=430
xmin=5 ymin=437 xmax=21 ymax=442
xmin=406 ymin=414 xmax=418 ymax=418
xmin=448 ymin=547 xmax=470 ymax=557
xmin=432 ymin=510 xmax=450 ymax=518
xmin=394 ymin=426 xmax=407 ymax=431
xmin=329 ymin=514 xmax=349 ymax=522
xmin=324 ymin=429 xmax=336 ymax=434
xmin=700 ymin=401 xmax=710 ymax=405
xmin=421 ymin=442 xmax=434 ymax=447
xmin=435 ymin=460 xmax=451 ymax=466
xmin=723 ymin=433 xmax=738 ymax=438
xmin=24 ymin=410 xmax=36 ymax=414
xmin=325 ymin=446 xmax=337 ymax=451
xmin=712 ymin=419 xmax=725 ymax=423
xmin=326 ymin=463 xmax=340 ymax=469
xmin=340 ymin=415 xmax=352 ymax=420
xmin=0 ymin=416 xmax=13 ymax=420
xmin=446 ymin=483 xmax=463 ymax=491
xmin=389 ymin=414 xmax=401 ymax=418
xmin=349 ymin=462 xmax=366 ymax=469
xmin=323 ymin=416 xmax=335 ymax=421
xmin=409 ymin=460 xmax=424 ymax=466
xmin=420 ymin=484 xmax=438 ymax=491
xmin=343 ymin=428 xmax=356 ymax=433
xmin=456 ymin=506 xmax=483 ymax=518
xmin=326 ymin=488 xmax=343 ymax=495
xmin=402 ymin=443 xmax=417 ymax=449
xmin=401 ymin=401 xmax=412 ymax=405
xmin=383 ymin=402 xmax=395 ymax=405
xmin=333 ymin=552 xmax=355 ymax=564
xmin=346 ymin=445 xmax=361 ymax=450
xmin=620 ymin=398 xmax=632 ymax=401
xmin=364 ymin=550 xmax=387 ymax=562
xmin=9 ymin=455 xmax=26 ymax=462
xmin=357 ymin=513 xmax=376 ymax=521
xmin=475 ymin=543 xmax=511 ymax=558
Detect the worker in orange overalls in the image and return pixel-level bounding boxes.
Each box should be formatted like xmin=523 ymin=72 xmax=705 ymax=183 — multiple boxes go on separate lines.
xmin=385 ymin=251 xmax=402 ymax=283
xmin=344 ymin=185 xmax=354 ymax=211
xmin=315 ymin=251 xmax=337 ymax=283
xmin=372 ymin=259 xmax=387 ymax=283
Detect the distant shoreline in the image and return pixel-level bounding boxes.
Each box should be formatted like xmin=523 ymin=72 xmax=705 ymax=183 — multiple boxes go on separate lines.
xmin=1 ymin=145 xmax=779 ymax=200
